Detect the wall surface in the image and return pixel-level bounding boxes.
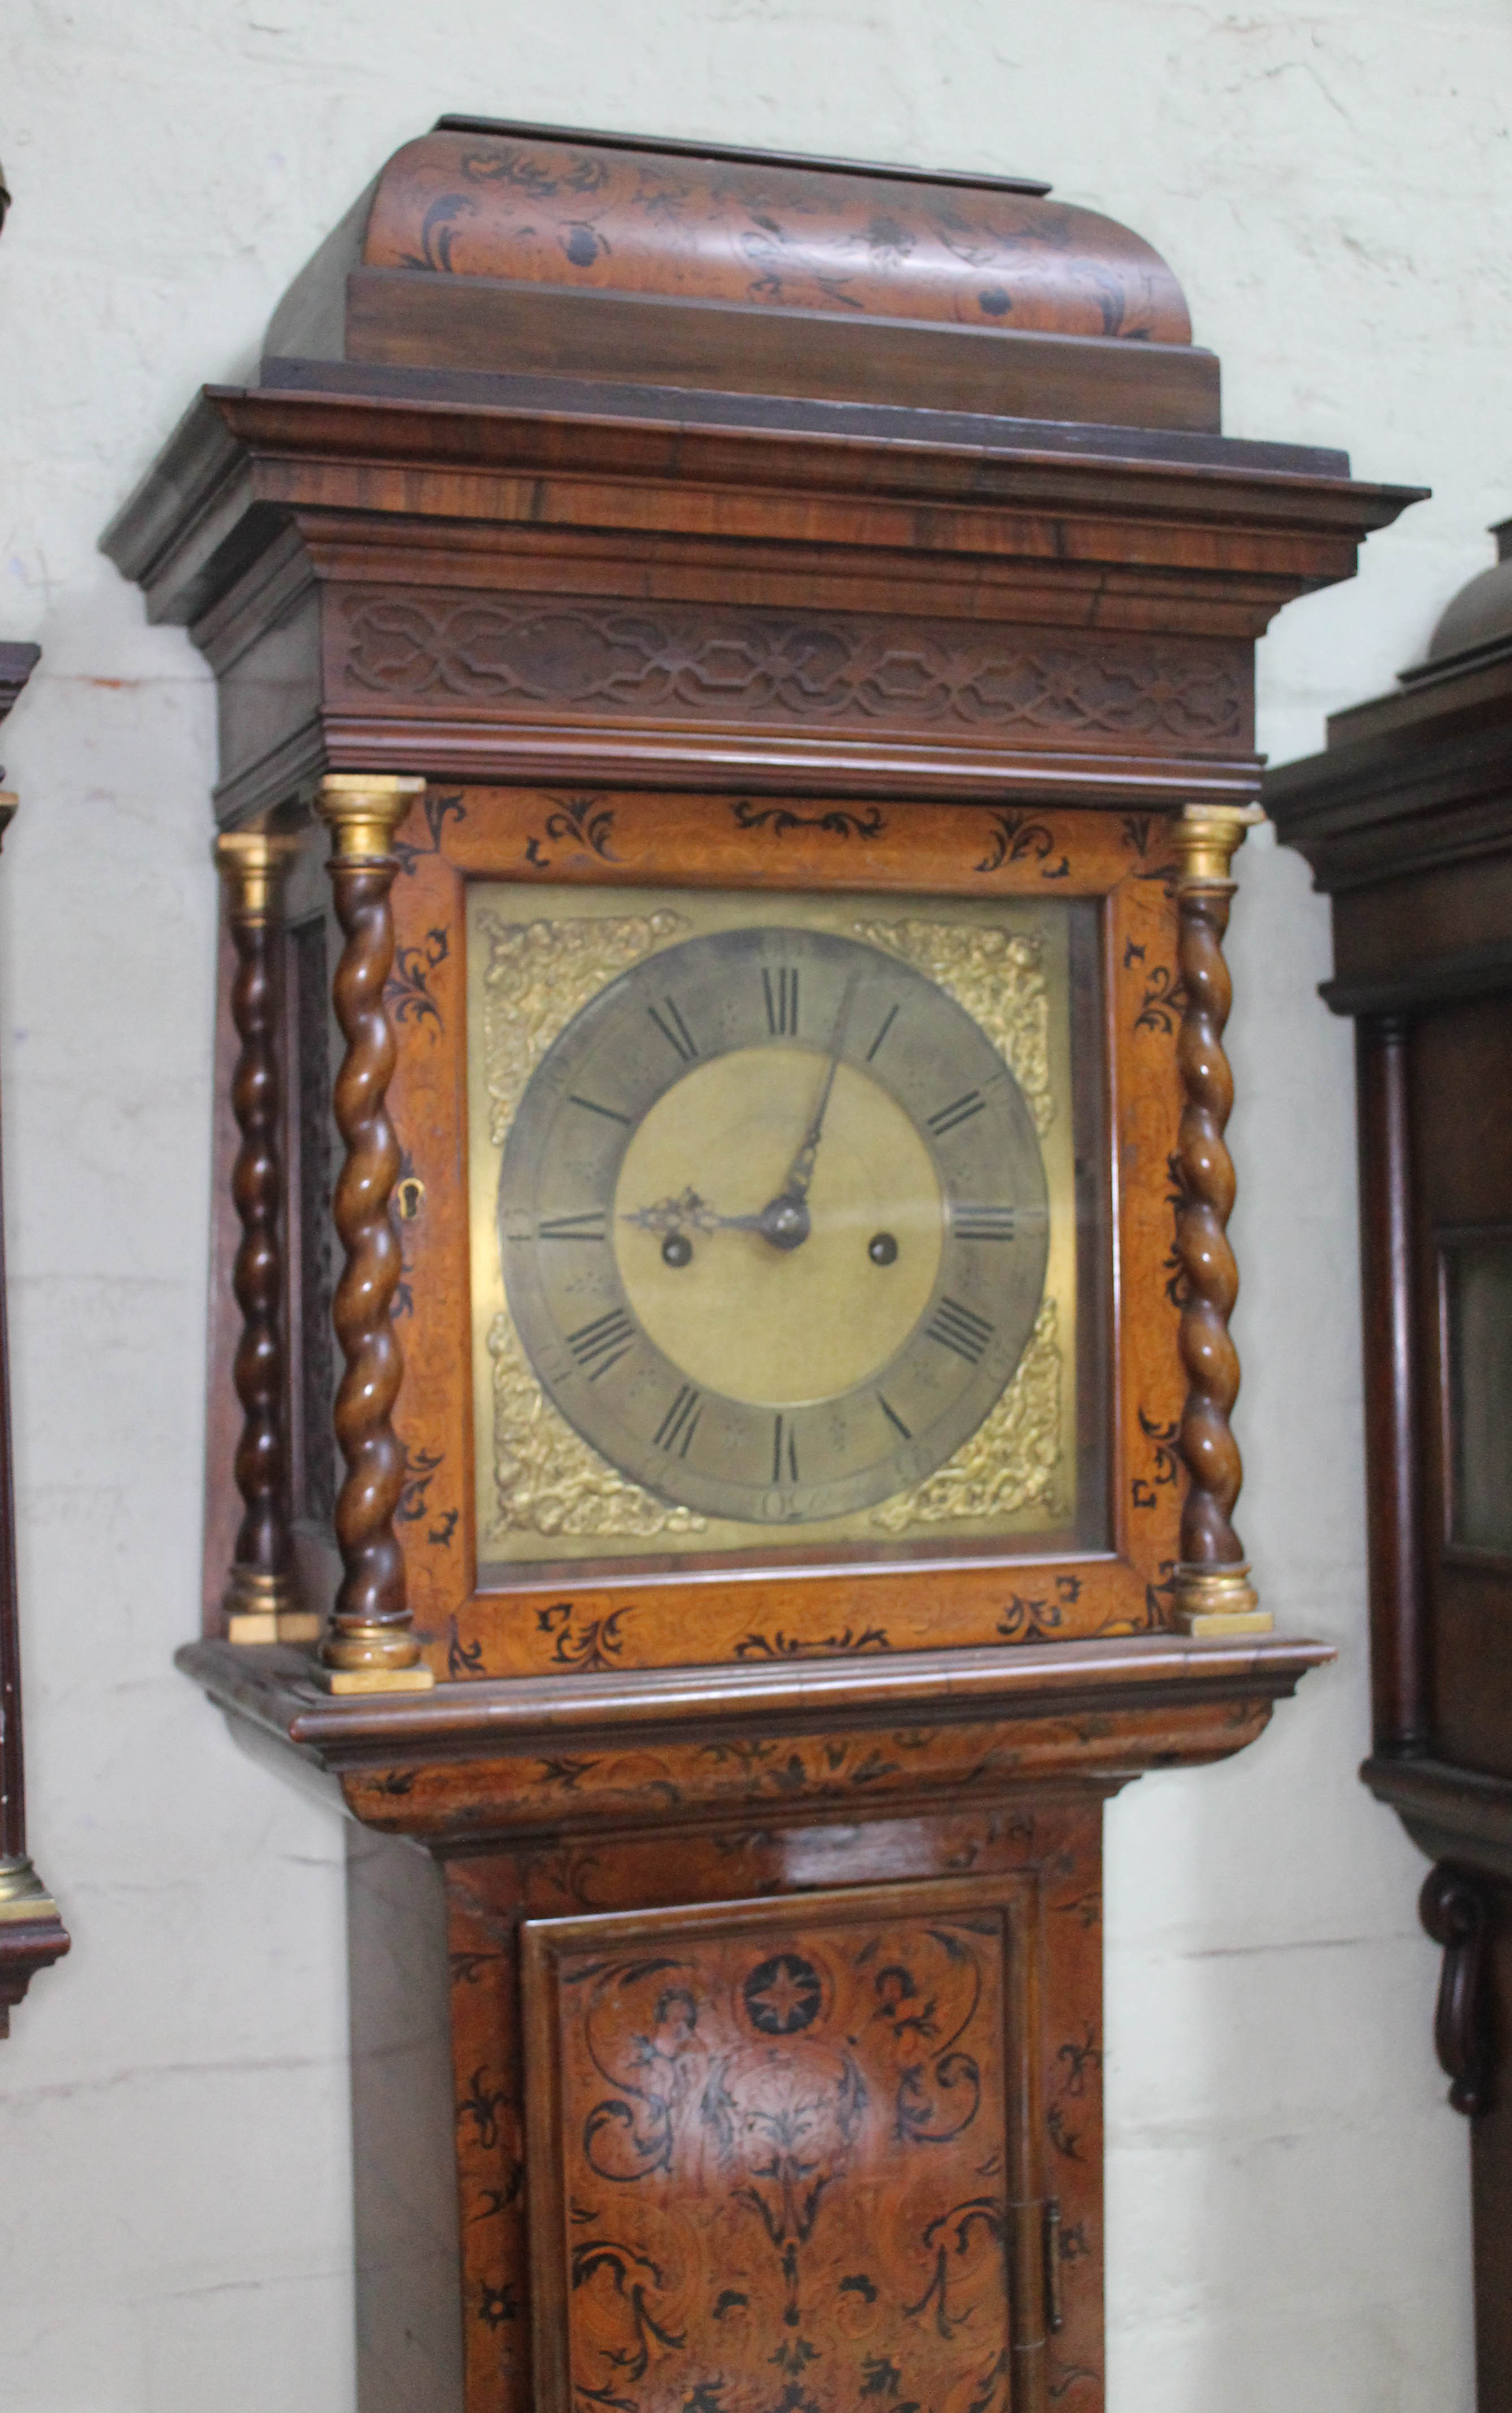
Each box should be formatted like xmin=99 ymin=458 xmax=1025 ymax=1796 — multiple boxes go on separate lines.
xmin=0 ymin=3 xmax=1504 ymax=2407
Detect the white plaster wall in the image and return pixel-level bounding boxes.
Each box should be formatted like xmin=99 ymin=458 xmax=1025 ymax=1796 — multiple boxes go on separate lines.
xmin=0 ymin=3 xmax=1504 ymax=2405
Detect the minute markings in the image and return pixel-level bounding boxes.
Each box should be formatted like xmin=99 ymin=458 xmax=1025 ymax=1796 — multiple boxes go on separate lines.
xmin=865 ymin=1002 xmax=899 ymax=1062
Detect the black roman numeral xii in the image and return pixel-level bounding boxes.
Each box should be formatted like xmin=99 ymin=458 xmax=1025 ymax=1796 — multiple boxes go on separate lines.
xmin=763 ymin=966 xmax=800 ymax=1037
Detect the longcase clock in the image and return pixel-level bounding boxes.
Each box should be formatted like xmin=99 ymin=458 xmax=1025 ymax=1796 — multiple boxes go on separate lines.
xmin=1268 ymin=529 xmax=1512 ymax=2410
xmin=104 ymin=117 xmax=1417 ymax=2411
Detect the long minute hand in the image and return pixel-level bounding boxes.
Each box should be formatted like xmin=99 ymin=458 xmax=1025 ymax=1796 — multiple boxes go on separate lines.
xmin=780 ymin=969 xmax=860 ymax=1204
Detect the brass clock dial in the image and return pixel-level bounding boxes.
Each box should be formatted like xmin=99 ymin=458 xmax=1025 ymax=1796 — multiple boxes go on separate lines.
xmin=498 ymin=926 xmax=1049 ymax=1525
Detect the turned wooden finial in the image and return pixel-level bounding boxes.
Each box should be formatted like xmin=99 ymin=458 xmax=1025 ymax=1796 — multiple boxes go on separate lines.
xmin=212 ymin=827 xmax=312 ymax=1645
xmin=1169 ymin=803 xmax=1271 ymax=1637
xmin=312 ymin=775 xmax=434 ymax=1694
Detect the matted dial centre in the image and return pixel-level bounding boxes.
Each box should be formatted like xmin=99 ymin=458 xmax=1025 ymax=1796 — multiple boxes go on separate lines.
xmin=615 ymin=1048 xmax=943 ymax=1406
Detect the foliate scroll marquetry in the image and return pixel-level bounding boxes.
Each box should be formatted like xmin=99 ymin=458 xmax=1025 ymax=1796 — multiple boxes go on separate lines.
xmin=1169 ymin=804 xmax=1269 ymax=1635
xmin=340 ymin=594 xmax=1247 ymax=750
xmin=212 ymin=830 xmax=313 ymax=1644
xmin=525 ymin=1880 xmax=1044 ymax=2413
xmin=315 ymin=776 xmax=434 ymax=1692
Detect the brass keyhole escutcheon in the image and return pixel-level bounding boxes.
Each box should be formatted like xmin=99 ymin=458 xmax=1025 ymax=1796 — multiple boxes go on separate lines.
xmin=396 ymin=1176 xmax=425 ymax=1222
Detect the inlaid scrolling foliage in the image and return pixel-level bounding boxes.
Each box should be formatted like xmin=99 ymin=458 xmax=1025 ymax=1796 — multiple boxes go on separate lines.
xmin=730 ymin=798 xmax=887 ymax=842
xmin=546 ymin=1910 xmax=1017 ymax=2413
xmin=522 ymin=792 xmax=620 ymax=870
xmin=455 ymin=1808 xmax=1110 ymax=2413
xmin=974 ymin=808 xmax=1070 ymax=881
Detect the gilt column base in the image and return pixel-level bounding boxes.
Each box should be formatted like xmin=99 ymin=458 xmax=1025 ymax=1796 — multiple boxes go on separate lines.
xmin=1171 ymin=1561 xmax=1273 ymax=1637
xmin=224 ymin=1565 xmax=319 ymax=1647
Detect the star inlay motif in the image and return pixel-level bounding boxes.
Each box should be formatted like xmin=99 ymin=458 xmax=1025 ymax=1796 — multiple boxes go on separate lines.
xmin=743 ymin=1952 xmax=823 ymax=2036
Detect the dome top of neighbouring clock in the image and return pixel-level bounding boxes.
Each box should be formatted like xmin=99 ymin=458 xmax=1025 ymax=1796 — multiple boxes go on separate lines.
xmin=1408 ymin=519 xmax=1512 ymax=680
xmin=261 ymin=117 xmax=1215 ymax=434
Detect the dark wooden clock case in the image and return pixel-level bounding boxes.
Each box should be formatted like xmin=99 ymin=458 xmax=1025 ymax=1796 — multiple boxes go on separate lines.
xmin=0 ymin=641 xmax=68 ymax=2032
xmin=1269 ymin=530 xmax=1512 ymax=2410
xmin=0 ymin=159 xmax=69 ymax=2032
xmin=104 ymin=121 xmax=1416 ymax=2410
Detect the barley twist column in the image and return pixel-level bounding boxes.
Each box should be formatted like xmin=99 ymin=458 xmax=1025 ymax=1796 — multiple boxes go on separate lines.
xmin=213 ymin=829 xmax=312 ymax=1644
xmin=1169 ymin=803 xmax=1271 ymax=1636
xmin=314 ymin=775 xmax=433 ymax=1693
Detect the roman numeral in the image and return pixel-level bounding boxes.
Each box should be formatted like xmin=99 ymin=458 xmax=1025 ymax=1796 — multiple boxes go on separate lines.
xmin=927 ymin=1090 xmax=987 ymax=1138
xmin=569 ymin=1094 xmax=631 ymax=1127
xmin=565 ymin=1306 xmax=636 ymax=1381
xmin=866 ymin=1003 xmax=899 ymax=1062
xmin=952 ymin=1204 xmax=1016 ymax=1242
xmin=653 ymin=1384 xmax=703 ymax=1456
xmin=647 ymin=997 xmax=698 ymax=1064
xmin=763 ymin=966 xmax=800 ymax=1037
xmin=926 ymin=1296 xmax=995 ymax=1365
xmin=772 ymin=1414 xmax=799 ymax=1484
xmin=877 ymin=1393 xmax=912 ymax=1440
xmin=538 ymin=1209 xmax=608 ymax=1243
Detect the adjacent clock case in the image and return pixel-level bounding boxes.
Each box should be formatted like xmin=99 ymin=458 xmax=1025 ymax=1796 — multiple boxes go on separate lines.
xmin=1268 ymin=522 xmax=1512 ymax=2408
xmin=103 ymin=118 xmax=1412 ymax=2413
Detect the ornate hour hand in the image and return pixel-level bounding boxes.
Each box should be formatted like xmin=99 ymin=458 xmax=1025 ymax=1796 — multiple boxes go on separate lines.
xmin=624 ymin=984 xmax=862 ymax=1261
xmin=620 ymin=1186 xmax=723 ymax=1237
xmin=620 ymin=1187 xmax=805 ymax=1252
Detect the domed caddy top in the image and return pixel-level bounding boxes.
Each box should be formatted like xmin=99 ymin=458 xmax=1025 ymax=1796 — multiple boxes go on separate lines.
xmin=265 ymin=116 xmax=1214 ymax=431
xmin=1418 ymin=519 xmax=1512 ymax=677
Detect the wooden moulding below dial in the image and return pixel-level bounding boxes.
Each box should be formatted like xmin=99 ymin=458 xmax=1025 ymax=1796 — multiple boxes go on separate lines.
xmin=181 ymin=1630 xmax=1333 ymax=1841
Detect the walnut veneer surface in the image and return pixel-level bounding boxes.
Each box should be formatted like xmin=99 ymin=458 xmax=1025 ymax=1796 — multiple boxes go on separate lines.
xmin=101 ymin=117 xmax=1422 ymax=2410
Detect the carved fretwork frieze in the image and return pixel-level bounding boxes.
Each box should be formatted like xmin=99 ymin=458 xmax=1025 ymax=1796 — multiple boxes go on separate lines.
xmin=337 ymin=594 xmax=1248 ymax=751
